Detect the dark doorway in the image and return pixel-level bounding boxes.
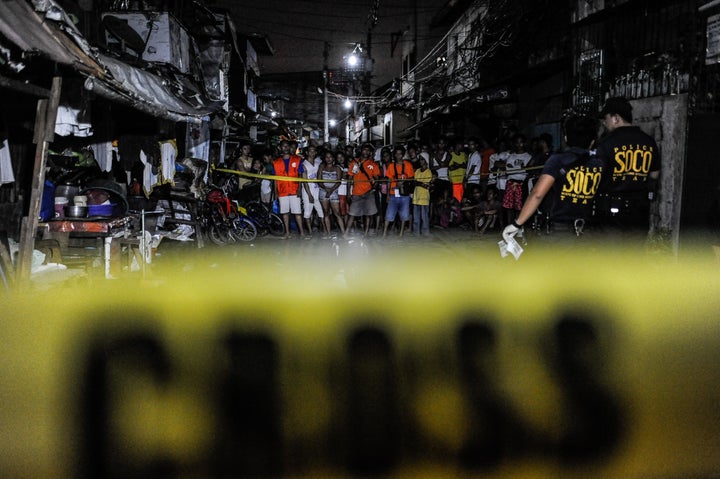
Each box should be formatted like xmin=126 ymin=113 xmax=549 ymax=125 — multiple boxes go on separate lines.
xmin=680 ymin=114 xmax=720 ymax=254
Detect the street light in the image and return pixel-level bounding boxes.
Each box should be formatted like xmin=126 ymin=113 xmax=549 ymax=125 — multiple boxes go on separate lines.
xmin=344 ymin=44 xmax=364 ymax=72
xmin=344 ymin=98 xmax=352 ymax=109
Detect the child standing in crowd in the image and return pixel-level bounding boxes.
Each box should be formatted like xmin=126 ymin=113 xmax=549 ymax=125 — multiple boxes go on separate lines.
xmin=412 ymin=155 xmax=433 ymax=236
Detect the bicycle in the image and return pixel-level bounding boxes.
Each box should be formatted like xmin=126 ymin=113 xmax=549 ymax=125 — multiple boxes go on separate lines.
xmin=238 ymin=200 xmax=285 ymax=237
xmin=209 ymin=169 xmax=285 ymax=239
xmin=202 ymin=185 xmax=257 ymax=245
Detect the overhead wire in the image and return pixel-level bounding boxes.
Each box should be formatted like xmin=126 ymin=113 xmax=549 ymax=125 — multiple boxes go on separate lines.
xmin=234 ymin=0 xmax=519 ymax=113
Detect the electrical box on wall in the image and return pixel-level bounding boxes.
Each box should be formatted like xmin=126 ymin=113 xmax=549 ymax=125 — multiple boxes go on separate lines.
xmin=102 ymin=12 xmax=191 ymax=74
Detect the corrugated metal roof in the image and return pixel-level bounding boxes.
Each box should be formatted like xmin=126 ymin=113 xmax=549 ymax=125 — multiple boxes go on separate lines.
xmin=0 ymin=0 xmax=224 ymax=123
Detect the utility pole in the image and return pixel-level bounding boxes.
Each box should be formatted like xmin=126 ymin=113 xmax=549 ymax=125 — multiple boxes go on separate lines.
xmin=364 ymin=0 xmax=380 ymax=142
xmin=366 ymin=0 xmax=380 ymax=61
xmin=414 ymin=0 xmax=420 ymax=141
xmin=323 ymin=41 xmax=330 ymax=144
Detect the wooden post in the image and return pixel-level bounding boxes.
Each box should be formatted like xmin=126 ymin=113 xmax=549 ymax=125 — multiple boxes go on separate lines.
xmin=16 ymin=76 xmax=62 ymax=283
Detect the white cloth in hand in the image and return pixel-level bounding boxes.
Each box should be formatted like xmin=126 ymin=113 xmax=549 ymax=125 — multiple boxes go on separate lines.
xmin=502 ymin=223 xmax=522 ymax=242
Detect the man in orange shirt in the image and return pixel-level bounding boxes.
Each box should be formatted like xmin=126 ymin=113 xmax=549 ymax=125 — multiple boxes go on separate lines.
xmin=345 ymin=143 xmax=380 ymax=237
xmin=273 ymin=139 xmax=306 ymax=238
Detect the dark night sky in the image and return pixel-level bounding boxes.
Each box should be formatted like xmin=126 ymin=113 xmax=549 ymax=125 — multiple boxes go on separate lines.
xmin=214 ymin=0 xmax=442 ymax=91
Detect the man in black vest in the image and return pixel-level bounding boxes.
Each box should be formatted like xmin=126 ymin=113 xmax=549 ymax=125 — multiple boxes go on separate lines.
xmin=594 ymin=97 xmax=661 ymax=235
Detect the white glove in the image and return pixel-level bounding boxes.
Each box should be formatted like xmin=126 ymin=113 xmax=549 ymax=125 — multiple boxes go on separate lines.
xmin=502 ymin=222 xmax=522 ymax=242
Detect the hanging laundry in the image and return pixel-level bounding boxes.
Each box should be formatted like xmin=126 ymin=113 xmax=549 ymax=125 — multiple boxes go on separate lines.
xmin=140 ymin=148 xmax=159 ymax=196
xmin=160 ymin=139 xmax=177 ymax=184
xmin=55 ymin=105 xmax=93 ymax=137
xmin=89 ymin=141 xmax=117 ymax=172
xmin=0 ymin=139 xmax=14 ymax=185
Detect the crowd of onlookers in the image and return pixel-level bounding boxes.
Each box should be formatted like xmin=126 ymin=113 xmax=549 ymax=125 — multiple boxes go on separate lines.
xmin=212 ymin=98 xmax=660 ymax=249
xmin=215 ymin=133 xmax=552 ymax=240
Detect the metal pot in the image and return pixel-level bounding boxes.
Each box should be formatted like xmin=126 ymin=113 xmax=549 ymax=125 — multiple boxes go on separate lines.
xmin=55 ymin=182 xmax=79 ymax=202
xmin=65 ymin=205 xmax=88 ymax=218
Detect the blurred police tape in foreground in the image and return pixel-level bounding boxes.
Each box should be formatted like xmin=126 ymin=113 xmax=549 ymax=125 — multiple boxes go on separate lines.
xmin=2 ymin=246 xmax=720 ymax=478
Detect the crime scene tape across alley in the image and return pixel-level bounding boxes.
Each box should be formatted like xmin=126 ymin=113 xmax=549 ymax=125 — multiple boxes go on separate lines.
xmin=213 ymin=165 xmax=545 ymax=184
xmin=2 ymin=245 xmax=720 ymax=478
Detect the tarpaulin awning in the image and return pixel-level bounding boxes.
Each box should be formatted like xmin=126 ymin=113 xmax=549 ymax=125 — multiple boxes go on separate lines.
xmin=0 ymin=0 xmax=104 ymax=77
xmin=0 ymin=0 xmax=224 ymax=123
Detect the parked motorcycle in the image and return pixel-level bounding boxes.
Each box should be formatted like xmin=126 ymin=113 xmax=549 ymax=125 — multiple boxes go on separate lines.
xmin=212 ymin=169 xmax=285 ymax=238
xmin=202 ymin=186 xmax=257 ymax=244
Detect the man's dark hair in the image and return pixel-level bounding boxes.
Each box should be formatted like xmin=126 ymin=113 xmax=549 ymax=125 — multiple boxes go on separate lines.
xmin=393 ymin=144 xmax=406 ymax=155
xmin=600 ymin=97 xmax=633 ymax=123
xmin=564 ymin=115 xmax=598 ymax=149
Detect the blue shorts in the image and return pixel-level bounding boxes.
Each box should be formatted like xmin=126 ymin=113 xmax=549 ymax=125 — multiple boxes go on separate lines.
xmin=385 ymin=195 xmax=411 ymax=222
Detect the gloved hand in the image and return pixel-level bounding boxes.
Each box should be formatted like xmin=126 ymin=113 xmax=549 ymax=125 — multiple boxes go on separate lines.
xmin=502 ymin=222 xmax=522 ymax=242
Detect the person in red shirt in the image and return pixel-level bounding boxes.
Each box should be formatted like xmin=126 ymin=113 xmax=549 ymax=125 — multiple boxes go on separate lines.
xmin=345 ymin=143 xmax=380 ymax=237
xmin=272 ymin=139 xmax=306 ymax=238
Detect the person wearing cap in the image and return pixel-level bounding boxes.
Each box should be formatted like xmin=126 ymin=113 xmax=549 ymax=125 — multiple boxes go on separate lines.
xmin=595 ymin=97 xmax=661 ymax=235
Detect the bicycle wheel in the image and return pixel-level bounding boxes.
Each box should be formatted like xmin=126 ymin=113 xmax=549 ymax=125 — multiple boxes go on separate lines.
xmin=268 ymin=212 xmax=286 ymax=236
xmin=230 ymin=217 xmax=258 ymax=242
xmin=208 ymin=224 xmax=228 ymax=246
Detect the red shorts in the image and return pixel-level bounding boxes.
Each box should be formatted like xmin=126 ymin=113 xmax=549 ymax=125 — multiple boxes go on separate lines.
xmin=452 ymin=183 xmax=464 ymax=204
xmin=502 ymin=181 xmax=524 ymax=210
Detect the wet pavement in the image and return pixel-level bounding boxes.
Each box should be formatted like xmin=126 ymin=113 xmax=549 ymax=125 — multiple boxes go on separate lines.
xmin=155 ymin=223 xmax=503 ymax=262
xmin=27 ymin=221 xmax=715 ymax=290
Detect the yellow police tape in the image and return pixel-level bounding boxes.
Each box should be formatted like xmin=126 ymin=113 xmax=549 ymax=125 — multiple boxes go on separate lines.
xmin=214 ymin=165 xmax=543 ymax=184
xmin=3 ymin=245 xmax=720 ymax=478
